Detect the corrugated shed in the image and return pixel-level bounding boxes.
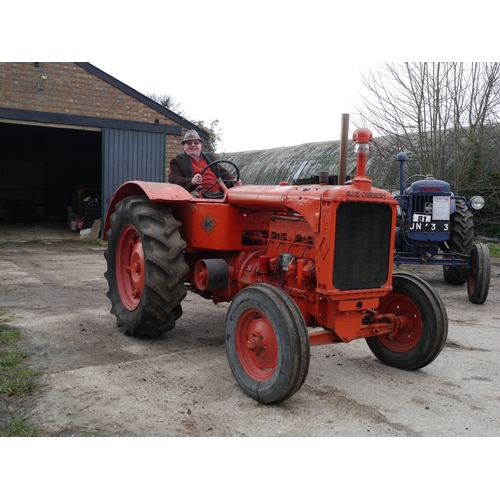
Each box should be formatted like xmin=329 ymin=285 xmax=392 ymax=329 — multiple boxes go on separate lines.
xmin=225 ymin=141 xmax=342 ymax=185
xmin=225 ymin=138 xmax=392 ymax=188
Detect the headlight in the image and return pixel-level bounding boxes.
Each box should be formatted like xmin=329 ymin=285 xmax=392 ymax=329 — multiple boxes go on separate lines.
xmin=470 ymin=196 xmax=485 ymax=210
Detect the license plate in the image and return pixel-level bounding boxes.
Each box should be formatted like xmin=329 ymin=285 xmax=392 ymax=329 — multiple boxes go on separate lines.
xmin=409 ymin=221 xmax=450 ymax=232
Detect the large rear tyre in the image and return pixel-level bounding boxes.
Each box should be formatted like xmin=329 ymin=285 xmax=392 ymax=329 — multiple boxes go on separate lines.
xmin=467 ymin=242 xmax=491 ymax=304
xmin=366 ymin=273 xmax=448 ymax=370
xmin=225 ymin=284 xmax=310 ymax=404
xmin=443 ymin=199 xmax=474 ymax=284
xmin=104 ymin=196 xmax=188 ymax=337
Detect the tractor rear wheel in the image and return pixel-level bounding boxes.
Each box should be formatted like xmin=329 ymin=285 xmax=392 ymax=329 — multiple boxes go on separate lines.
xmin=104 ymin=196 xmax=188 ymax=337
xmin=225 ymin=284 xmax=310 ymax=404
xmin=467 ymin=242 xmax=491 ymax=304
xmin=366 ymin=273 xmax=448 ymax=370
xmin=443 ymin=199 xmax=474 ymax=284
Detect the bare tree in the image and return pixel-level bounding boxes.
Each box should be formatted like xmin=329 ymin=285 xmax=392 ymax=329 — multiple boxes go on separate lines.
xmin=144 ymin=92 xmax=223 ymax=154
xmin=355 ymin=63 xmax=500 ymax=234
xmin=356 ymin=63 xmax=500 ymax=183
xmin=145 ymin=92 xmax=182 ymax=113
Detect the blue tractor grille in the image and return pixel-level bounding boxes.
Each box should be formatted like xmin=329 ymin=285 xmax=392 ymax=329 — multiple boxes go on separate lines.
xmin=409 ymin=195 xmax=448 ymax=222
xmin=333 ymin=202 xmax=393 ymax=290
xmin=407 ymin=194 xmax=451 ymax=240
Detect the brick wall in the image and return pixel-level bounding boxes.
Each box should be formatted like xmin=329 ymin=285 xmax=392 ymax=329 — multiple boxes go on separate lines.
xmin=0 ymin=62 xmax=190 ymax=174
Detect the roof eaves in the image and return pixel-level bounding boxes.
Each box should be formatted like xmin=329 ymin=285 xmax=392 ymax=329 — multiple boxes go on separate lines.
xmin=75 ymin=62 xmax=208 ymax=139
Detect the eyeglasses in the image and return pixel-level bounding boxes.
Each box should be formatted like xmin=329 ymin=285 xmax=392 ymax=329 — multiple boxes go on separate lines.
xmin=185 ymin=141 xmax=201 ymax=146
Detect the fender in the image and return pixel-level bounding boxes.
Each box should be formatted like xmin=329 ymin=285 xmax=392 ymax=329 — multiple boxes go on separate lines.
xmin=103 ymin=181 xmax=192 ymax=239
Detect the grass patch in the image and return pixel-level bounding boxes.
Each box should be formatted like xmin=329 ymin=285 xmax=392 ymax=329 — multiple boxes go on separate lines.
xmin=79 ymin=237 xmax=107 ymax=247
xmin=0 ymin=330 xmax=22 ymax=345
xmin=0 ymin=350 xmax=29 ymax=369
xmin=0 ymin=348 xmax=38 ymax=397
xmin=0 ymin=365 xmax=39 ymax=397
xmin=0 ymin=320 xmax=40 ymax=436
xmin=0 ymin=325 xmax=39 ymax=397
xmin=0 ymin=417 xmax=39 ymax=437
xmin=487 ymin=242 xmax=500 ymax=258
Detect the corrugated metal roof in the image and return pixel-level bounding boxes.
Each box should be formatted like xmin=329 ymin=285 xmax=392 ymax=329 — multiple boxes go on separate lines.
xmin=225 ymin=140 xmax=360 ymax=185
xmin=225 ymin=137 xmax=398 ymax=188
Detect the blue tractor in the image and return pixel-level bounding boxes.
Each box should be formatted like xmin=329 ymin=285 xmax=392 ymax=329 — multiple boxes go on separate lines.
xmin=393 ymin=152 xmax=491 ymax=304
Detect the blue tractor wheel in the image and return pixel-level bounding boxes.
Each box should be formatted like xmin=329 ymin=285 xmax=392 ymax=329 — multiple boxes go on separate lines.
xmin=443 ymin=199 xmax=474 ymax=285
xmin=467 ymin=242 xmax=491 ymax=304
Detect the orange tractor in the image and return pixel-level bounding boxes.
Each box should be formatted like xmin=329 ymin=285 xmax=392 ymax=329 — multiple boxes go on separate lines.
xmin=103 ymin=129 xmax=448 ymax=403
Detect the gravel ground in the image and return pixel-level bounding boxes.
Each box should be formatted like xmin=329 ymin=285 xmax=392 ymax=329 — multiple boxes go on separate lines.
xmin=1 ymin=238 xmax=499 ymax=437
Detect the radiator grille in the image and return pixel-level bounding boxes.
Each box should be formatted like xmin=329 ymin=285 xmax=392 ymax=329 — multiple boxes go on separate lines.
xmin=409 ymin=195 xmax=449 ymax=223
xmin=333 ymin=202 xmax=392 ymax=290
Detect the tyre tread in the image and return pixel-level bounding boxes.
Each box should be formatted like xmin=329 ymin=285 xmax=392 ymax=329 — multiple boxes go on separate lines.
xmin=104 ymin=196 xmax=188 ymax=338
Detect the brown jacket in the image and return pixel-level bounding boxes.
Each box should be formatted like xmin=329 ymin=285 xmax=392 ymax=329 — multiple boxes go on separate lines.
xmin=168 ymin=152 xmax=236 ymax=191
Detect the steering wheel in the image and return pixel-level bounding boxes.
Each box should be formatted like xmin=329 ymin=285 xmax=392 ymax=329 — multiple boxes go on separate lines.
xmin=404 ymin=173 xmax=428 ymax=193
xmin=198 ymin=160 xmax=240 ymax=199
xmin=405 ymin=173 xmax=428 ymax=183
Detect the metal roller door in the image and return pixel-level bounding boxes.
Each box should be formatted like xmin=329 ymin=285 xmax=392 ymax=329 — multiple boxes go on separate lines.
xmin=102 ymin=128 xmax=166 ymax=222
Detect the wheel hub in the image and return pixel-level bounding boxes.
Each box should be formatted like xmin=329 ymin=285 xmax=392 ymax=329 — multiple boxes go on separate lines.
xmin=246 ymin=331 xmax=264 ymax=355
xmin=377 ymin=293 xmax=422 ymax=352
xmin=236 ymin=313 xmax=278 ymax=380
xmin=116 ymin=225 xmax=145 ymax=311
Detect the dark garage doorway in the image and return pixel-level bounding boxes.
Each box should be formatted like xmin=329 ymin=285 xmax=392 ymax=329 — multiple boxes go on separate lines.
xmin=0 ymin=122 xmax=102 ymax=229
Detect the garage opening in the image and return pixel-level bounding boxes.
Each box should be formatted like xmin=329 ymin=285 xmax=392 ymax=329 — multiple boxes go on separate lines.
xmin=0 ymin=122 xmax=102 ymax=230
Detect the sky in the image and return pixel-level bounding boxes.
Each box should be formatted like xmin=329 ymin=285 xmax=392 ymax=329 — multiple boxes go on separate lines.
xmin=3 ymin=0 xmax=498 ymax=153
xmin=91 ymin=57 xmax=370 ymax=153
xmin=86 ymin=1 xmax=378 ymax=152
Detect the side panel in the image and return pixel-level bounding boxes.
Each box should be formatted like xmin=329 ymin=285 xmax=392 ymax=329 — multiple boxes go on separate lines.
xmin=173 ymin=203 xmax=272 ymax=251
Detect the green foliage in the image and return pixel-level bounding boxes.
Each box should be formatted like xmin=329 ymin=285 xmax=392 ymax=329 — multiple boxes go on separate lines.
xmin=192 ymin=119 xmax=223 ymax=154
xmin=462 ymin=171 xmax=500 ymax=237
xmin=145 ymin=91 xmax=223 ymax=153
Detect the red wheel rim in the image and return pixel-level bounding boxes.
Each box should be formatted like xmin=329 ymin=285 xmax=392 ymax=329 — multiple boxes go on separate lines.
xmin=116 ymin=225 xmax=145 ymax=311
xmin=377 ymin=292 xmax=422 ymax=352
xmin=235 ymin=309 xmax=279 ymax=380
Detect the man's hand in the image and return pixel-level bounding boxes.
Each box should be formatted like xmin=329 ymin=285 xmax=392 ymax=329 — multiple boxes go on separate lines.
xmin=191 ymin=173 xmax=203 ymax=186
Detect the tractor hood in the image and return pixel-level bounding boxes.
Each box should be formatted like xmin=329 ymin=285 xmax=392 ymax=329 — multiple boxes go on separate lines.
xmin=406 ymin=177 xmax=451 ymax=195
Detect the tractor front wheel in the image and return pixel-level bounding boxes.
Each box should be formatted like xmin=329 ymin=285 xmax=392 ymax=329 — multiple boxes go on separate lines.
xmin=467 ymin=242 xmax=491 ymax=304
xmin=366 ymin=273 xmax=448 ymax=370
xmin=104 ymin=196 xmax=188 ymax=337
xmin=225 ymin=284 xmax=310 ymax=403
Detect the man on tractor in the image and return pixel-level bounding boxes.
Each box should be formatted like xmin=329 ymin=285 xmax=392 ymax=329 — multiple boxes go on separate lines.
xmin=168 ymin=130 xmax=242 ymax=194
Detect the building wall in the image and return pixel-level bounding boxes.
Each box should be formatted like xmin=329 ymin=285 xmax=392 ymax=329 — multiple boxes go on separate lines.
xmin=0 ymin=62 xmax=187 ymax=165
